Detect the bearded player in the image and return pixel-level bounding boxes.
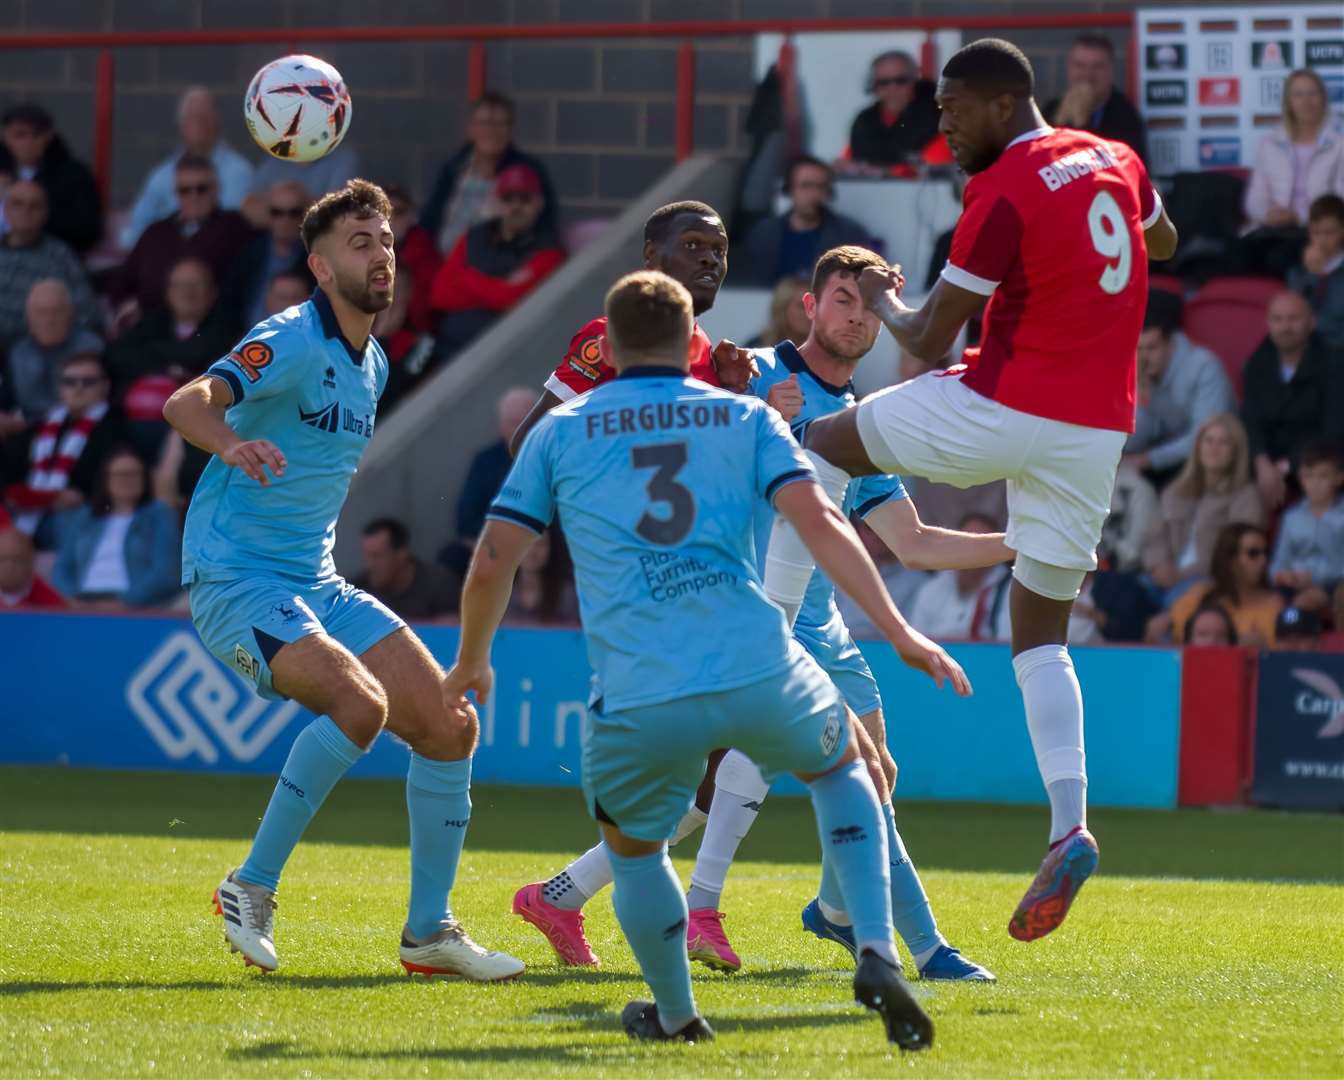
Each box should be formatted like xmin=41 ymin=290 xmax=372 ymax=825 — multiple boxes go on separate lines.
xmin=763 ymin=39 xmax=1178 ymax=942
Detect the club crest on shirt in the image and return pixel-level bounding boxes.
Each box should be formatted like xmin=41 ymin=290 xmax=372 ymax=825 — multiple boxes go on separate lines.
xmin=566 ymin=335 xmax=603 ymax=382
xmin=227 ymin=340 xmax=275 ymax=383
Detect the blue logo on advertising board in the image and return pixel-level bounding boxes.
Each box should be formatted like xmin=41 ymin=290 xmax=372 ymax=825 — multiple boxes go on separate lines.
xmin=1324 ymin=75 xmax=1344 ymax=105
xmin=1199 ymin=137 xmax=1241 ymax=166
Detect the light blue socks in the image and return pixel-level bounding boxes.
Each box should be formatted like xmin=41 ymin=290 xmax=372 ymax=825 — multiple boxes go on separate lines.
xmin=405 ymin=754 xmax=473 ymax=940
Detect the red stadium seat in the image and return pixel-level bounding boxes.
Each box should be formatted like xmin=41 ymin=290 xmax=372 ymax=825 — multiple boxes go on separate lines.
xmin=1182 ymin=276 xmax=1286 ymax=397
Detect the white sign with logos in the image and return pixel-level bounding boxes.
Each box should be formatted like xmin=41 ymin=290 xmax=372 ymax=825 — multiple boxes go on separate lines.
xmin=1137 ymin=3 xmax=1344 ymax=175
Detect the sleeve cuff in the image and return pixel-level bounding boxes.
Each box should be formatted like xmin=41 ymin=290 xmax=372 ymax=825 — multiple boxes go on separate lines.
xmin=543 ymin=372 xmax=578 ymax=402
xmin=765 ymin=468 xmax=814 ymax=504
xmin=857 ymin=490 xmax=906 ymax=518
xmin=486 ymin=505 xmax=548 ymax=533
xmin=1141 ymin=188 xmax=1163 ymax=230
xmin=940 ymin=261 xmax=999 ymax=296
xmin=206 ymin=367 xmax=244 ymax=405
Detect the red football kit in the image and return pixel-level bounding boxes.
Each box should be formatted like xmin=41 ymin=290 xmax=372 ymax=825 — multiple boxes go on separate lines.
xmin=542 ymin=316 xmax=719 ymax=402
xmin=942 ymin=127 xmax=1160 ymax=434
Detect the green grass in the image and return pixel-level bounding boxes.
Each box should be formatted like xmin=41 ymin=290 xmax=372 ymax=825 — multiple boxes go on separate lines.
xmin=2 ymin=767 xmax=1342 ymax=1078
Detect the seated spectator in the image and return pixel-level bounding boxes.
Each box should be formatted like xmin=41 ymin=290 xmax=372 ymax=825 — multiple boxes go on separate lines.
xmin=1241 ymin=290 xmax=1344 ymax=510
xmin=744 ymin=157 xmax=870 ymax=285
xmin=1165 ymin=523 xmax=1283 ymax=647
xmin=839 ymin=51 xmax=940 ymax=170
xmin=242 ymin=143 xmax=357 ymax=229
xmin=236 ymin=180 xmax=313 ymax=328
xmin=110 ymin=155 xmax=256 ymax=330
xmin=1123 ymin=289 xmax=1234 ymax=482
xmin=0 ymin=181 xmax=98 ymax=346
xmin=3 ymin=353 xmax=129 ymax=542
xmin=2 ymin=279 xmax=102 ymax=425
xmin=429 ymin=164 xmax=565 ymax=359
xmin=503 ymin=526 xmax=577 ymax=625
xmin=51 ymin=446 xmax=180 ymax=609
xmin=1287 ymin=194 xmax=1344 ymax=351
xmin=1184 ymin=603 xmax=1238 ymax=647
xmin=1274 ymin=605 xmax=1323 ymax=651
xmin=1268 ymin=442 xmax=1344 ymax=614
xmin=0 ymin=524 xmax=64 ymax=608
xmin=1044 ymin=35 xmax=1147 ymax=163
xmin=0 ymin=103 xmax=101 ymax=253
xmin=1143 ymin=413 xmax=1263 ymax=597
xmin=386 ymin=183 xmax=441 ymax=337
xmin=263 ymin=270 xmax=312 ymax=318
xmin=422 ymin=92 xmax=557 ymax=258
xmin=904 ymin=512 xmax=1011 ymax=641
xmin=747 ymin=276 xmax=811 ymax=349
xmin=120 ymin=87 xmax=254 ymax=248
xmin=354 ymin=517 xmax=459 ymax=620
xmin=1099 ymin=462 xmax=1159 ymax=575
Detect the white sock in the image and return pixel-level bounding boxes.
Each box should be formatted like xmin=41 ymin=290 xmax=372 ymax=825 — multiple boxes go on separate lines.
xmin=764 ymin=450 xmax=851 ymax=625
xmin=670 ymin=805 xmax=708 ymax=846
xmin=540 ymin=841 xmax=614 ymax=911
xmin=686 ymin=751 xmax=769 ymax=910
xmin=817 ymin=897 xmax=853 ymax=926
xmin=1013 ymin=644 xmax=1087 ymax=844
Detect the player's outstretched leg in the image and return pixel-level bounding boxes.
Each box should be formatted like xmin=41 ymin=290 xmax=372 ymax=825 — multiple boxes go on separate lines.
xmin=215 ymin=635 xmax=385 ymax=972
xmin=685 ymin=749 xmax=769 ymax=972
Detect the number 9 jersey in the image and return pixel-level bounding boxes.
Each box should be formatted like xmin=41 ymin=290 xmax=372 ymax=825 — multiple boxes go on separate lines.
xmin=488 ymin=365 xmax=816 ymax=711
xmin=941 ymin=126 xmax=1161 ymax=434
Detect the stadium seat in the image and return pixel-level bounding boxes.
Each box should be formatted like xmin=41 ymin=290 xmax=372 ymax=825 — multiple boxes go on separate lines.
xmin=1148 ymin=273 xmax=1185 ymax=298
xmin=1182 ymin=276 xmax=1285 ymax=396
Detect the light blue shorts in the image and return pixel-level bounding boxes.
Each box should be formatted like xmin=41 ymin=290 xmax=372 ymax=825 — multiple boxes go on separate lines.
xmin=582 ymin=639 xmax=849 ymax=842
xmin=188 ymin=573 xmax=404 ymax=700
xmin=795 ymin=615 xmax=883 ymax=719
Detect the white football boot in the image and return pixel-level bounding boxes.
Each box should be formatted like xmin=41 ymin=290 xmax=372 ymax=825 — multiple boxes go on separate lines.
xmin=399 ymin=921 xmax=525 ymax=981
xmin=213 ymin=871 xmax=278 ymax=972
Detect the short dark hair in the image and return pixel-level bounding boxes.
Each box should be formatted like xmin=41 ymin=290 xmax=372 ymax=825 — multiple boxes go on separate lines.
xmin=1299 ymin=441 xmax=1344 ymax=471
xmin=1071 ymin=34 xmax=1116 ymax=57
xmin=604 ymin=270 xmax=692 ymax=358
xmin=1184 ymin=602 xmax=1237 ymax=645
xmin=643 ymin=200 xmax=721 ymax=246
xmin=174 ymin=153 xmax=215 ymax=175
xmin=1144 ymin=288 xmax=1184 ymax=337
xmin=471 ymin=91 xmax=515 ymax=120
xmin=1308 ymin=193 xmax=1344 ymax=226
xmin=811 ymin=244 xmax=886 ymax=297
xmin=786 ymin=154 xmax=833 ymax=192
xmin=363 ymin=516 xmax=410 ymax=549
xmin=1 ymin=102 xmax=53 ymax=132
xmin=60 ymin=351 xmax=105 ymax=377
xmin=941 ymin=38 xmax=1035 ymax=99
xmin=301 ymin=178 xmax=392 ymax=251
xmin=91 ymin=445 xmax=150 ymax=518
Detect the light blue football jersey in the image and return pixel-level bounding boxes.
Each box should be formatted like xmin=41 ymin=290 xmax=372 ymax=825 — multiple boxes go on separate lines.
xmin=749 ymin=341 xmax=908 ymax=632
xmin=181 ymin=291 xmax=387 ymax=585
xmin=489 ymin=366 xmax=816 ymax=710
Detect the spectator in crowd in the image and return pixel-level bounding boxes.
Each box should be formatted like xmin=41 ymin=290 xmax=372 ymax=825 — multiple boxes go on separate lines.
xmin=236 ymin=180 xmax=313 ymax=328
xmin=839 ymin=50 xmax=940 ymax=170
xmin=503 ymin=526 xmax=578 ymax=625
xmin=1045 ymin=35 xmax=1148 ymax=163
xmin=1123 ymin=289 xmax=1234 ymax=482
xmin=3 ymin=353 xmax=129 ymax=542
xmin=1268 ymin=442 xmax=1344 ymax=614
xmin=0 ymin=103 xmax=102 ymax=253
xmin=2 ymin=279 xmax=102 ymax=425
xmin=1099 ymin=463 xmax=1159 ymax=575
xmin=120 ymin=87 xmax=254 ymax=248
xmin=0 ymin=181 xmax=98 ymax=346
xmin=51 ymin=446 xmax=180 ymax=609
xmin=421 ymin=93 xmax=557 ymax=258
xmin=354 ymin=517 xmax=459 ymax=620
xmin=904 ymin=512 xmax=1012 ymax=641
xmin=1163 ymin=523 xmax=1283 ymax=646
xmin=1143 ymin=413 xmax=1264 ymax=598
xmin=263 ymin=270 xmax=312 ymax=318
xmin=0 ymin=524 xmax=64 ymax=608
xmin=242 ymin=143 xmax=357 ymax=229
xmin=1245 ymin=69 xmax=1344 ymax=231
xmin=1274 ymin=606 xmax=1322 ymax=651
xmin=1184 ymin=603 xmax=1238 ymax=647
xmin=835 ymin=518 xmax=931 ymax=639
xmin=110 ymin=155 xmax=255 ymax=329
xmin=386 ymin=183 xmax=441 ymax=338
xmin=748 ymin=276 xmax=812 ymax=349
xmin=1287 ymin=194 xmax=1344 ymax=351
xmin=1241 ymin=289 xmax=1344 ymax=510
xmin=744 ymin=156 xmax=870 ymax=285
xmin=429 ymin=164 xmax=565 ymax=359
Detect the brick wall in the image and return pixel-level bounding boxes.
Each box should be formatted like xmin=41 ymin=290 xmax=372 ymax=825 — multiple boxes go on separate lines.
xmin=0 ymin=0 xmax=1218 ymax=222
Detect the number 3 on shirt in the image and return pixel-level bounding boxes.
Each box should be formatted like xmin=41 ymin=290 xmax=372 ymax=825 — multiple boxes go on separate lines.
xmin=632 ymin=442 xmax=695 ymax=545
xmin=1087 ymin=190 xmax=1132 ymax=295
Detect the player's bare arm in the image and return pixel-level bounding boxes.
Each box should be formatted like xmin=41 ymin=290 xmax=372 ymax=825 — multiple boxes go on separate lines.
xmin=509 ymin=389 xmax=564 ymax=458
xmin=1144 ymin=205 xmax=1178 ymax=262
xmin=865 ymin=497 xmax=1014 ymax=571
xmin=858 ymin=267 xmax=986 ymax=363
xmin=444 ymin=518 xmax=537 ymax=705
xmin=773 ymin=479 xmax=971 ymax=696
xmin=162 ymin=375 xmax=287 ymax=486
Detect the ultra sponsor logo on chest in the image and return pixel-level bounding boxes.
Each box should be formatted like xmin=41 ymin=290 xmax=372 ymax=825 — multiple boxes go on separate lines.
xmin=297 ymin=398 xmax=374 ymax=438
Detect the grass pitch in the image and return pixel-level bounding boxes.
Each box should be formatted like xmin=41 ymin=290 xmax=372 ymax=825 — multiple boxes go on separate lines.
xmin=2 ymin=767 xmax=1342 ymax=1078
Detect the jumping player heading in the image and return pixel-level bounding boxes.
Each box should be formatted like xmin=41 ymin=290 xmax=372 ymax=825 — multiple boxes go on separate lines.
xmin=763 ymin=39 xmax=1178 ymax=942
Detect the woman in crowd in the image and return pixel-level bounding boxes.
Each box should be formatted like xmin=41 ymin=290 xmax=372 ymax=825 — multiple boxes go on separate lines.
xmin=748 ymin=276 xmax=812 ymax=348
xmin=1158 ymin=523 xmax=1283 ymax=647
xmin=1143 ymin=413 xmax=1264 ymax=602
xmin=52 ymin=445 xmax=180 ymax=609
xmin=1183 ymin=603 xmax=1239 ymax=648
xmin=503 ymin=526 xmax=577 ymax=625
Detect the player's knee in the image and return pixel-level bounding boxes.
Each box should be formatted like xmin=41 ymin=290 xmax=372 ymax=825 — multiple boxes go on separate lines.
xmin=400 ymin=693 xmax=479 ymax=760
xmin=334 ymin=681 xmax=389 ymax=749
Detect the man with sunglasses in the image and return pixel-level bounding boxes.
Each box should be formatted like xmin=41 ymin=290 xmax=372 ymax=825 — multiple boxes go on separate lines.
xmin=843 ymin=51 xmax=941 ymax=171
xmin=238 ymin=180 xmax=314 ymax=327
xmin=744 ymin=155 xmax=870 ymax=285
xmin=110 ymin=155 xmax=255 ymax=332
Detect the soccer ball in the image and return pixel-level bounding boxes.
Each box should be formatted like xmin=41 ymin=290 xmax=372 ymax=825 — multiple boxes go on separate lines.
xmin=243 ymin=54 xmax=351 ymax=162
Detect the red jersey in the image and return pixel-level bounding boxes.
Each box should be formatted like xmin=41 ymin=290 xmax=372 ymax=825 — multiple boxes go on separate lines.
xmin=943 ymin=127 xmax=1160 ymax=433
xmin=543 ymin=316 xmax=718 ymax=402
